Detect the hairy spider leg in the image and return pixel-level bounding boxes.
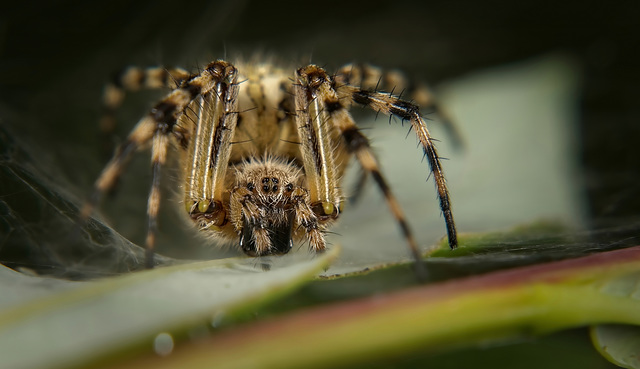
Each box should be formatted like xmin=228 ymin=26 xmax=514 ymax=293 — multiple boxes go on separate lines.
xmin=100 ymin=66 xmax=191 ymax=156
xmin=335 ymin=63 xmax=464 ymax=150
xmin=295 ymin=64 xmax=448 ymax=278
xmin=81 ymin=61 xmax=238 ymax=267
xmin=338 ymin=83 xmax=458 ymax=252
xmin=333 ymin=63 xmax=463 ymax=207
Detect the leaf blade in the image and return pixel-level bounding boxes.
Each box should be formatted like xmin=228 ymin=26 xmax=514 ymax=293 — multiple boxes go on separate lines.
xmin=0 ymin=246 xmax=339 ymax=369
xmin=103 ymin=246 xmax=640 ymax=369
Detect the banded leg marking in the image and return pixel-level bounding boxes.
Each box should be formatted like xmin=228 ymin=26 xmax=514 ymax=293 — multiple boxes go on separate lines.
xmin=342 ymin=86 xmax=458 ymax=250
xmin=83 ymin=61 xmax=238 ymax=267
xmin=335 ymin=63 xmax=464 ymax=148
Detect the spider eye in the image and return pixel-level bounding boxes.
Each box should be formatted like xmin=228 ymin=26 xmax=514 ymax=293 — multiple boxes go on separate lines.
xmin=285 ymin=183 xmax=293 ymax=192
xmin=246 ymin=182 xmax=255 ymax=191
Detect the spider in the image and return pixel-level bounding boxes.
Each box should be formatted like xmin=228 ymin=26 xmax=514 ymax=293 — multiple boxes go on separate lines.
xmin=81 ymin=58 xmax=458 ymax=273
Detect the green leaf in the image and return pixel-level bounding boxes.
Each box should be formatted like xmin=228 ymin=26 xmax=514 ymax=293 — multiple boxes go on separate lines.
xmin=101 ymin=246 xmax=640 ymax=369
xmin=428 ymin=219 xmax=568 ymax=257
xmin=591 ymin=325 xmax=640 ymax=369
xmin=590 ymin=266 xmax=640 ymax=368
xmin=0 ymin=246 xmax=339 ymax=369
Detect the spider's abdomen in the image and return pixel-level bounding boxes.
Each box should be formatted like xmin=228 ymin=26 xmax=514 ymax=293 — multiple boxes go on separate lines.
xmin=230 ymin=63 xmax=301 ymax=163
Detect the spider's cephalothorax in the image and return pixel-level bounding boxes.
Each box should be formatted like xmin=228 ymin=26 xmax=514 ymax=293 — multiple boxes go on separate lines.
xmin=83 ymin=58 xmax=459 ymax=270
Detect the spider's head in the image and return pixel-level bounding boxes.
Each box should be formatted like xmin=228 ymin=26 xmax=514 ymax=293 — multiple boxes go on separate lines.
xmin=233 ymin=157 xmax=303 ymax=257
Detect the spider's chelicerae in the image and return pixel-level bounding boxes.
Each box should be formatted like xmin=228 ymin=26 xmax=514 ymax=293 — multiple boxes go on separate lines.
xmin=82 ymin=58 xmax=459 ymax=272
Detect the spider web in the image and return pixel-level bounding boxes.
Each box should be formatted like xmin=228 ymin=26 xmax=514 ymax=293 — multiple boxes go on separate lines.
xmin=0 ymin=123 xmax=157 ymax=279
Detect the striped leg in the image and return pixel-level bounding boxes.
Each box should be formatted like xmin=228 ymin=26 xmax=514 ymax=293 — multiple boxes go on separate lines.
xmin=293 ymin=66 xmax=344 ymax=216
xmin=334 ymin=63 xmax=464 ymax=149
xmin=100 ymin=66 xmax=191 ymax=155
xmin=300 ymin=64 xmax=457 ymax=252
xmin=81 ymin=61 xmax=238 ymax=267
xmin=346 ymin=126 xmax=429 ymax=278
xmin=145 ymin=132 xmax=169 ymax=267
xmin=295 ymin=64 xmax=432 ymax=277
xmin=338 ymin=84 xmax=458 ymax=252
xmin=292 ymin=65 xmax=344 ymax=251
xmin=327 ymin=100 xmax=430 ymax=277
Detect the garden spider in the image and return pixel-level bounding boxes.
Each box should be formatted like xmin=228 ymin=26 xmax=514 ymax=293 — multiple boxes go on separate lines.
xmin=81 ymin=58 xmax=458 ymax=273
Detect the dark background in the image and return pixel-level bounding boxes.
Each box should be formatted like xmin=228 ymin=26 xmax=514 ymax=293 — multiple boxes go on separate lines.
xmin=0 ymin=0 xmax=639 ymax=269
xmin=1 ymin=0 xmax=638 ymax=221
